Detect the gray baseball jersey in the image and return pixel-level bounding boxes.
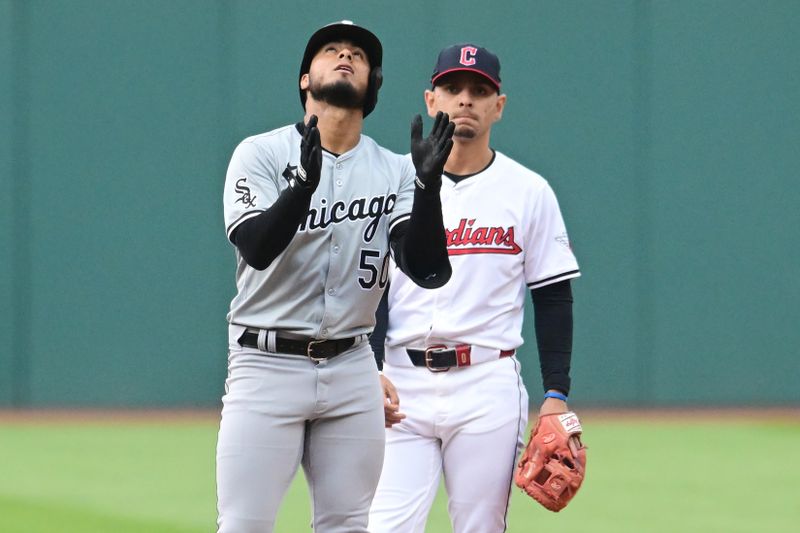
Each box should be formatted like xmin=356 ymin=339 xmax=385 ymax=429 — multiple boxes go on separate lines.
xmin=223 ymin=124 xmax=416 ymax=340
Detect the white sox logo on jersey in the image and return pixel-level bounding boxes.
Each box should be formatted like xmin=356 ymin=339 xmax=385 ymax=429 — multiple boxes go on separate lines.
xmin=446 ymin=218 xmax=522 ymax=255
xmin=234 ymin=177 xmax=257 ymax=208
xmin=460 ymin=46 xmax=478 ymax=66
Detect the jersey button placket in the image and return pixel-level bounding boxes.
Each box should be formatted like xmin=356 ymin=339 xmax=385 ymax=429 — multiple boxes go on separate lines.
xmin=335 ymin=161 xmax=344 ymax=186
xmin=321 ymin=156 xmax=347 ymax=340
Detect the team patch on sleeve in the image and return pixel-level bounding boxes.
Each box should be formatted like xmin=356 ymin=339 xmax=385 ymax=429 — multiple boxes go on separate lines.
xmin=555 ymin=232 xmax=572 ymax=250
xmin=234 ymin=177 xmax=258 ymax=208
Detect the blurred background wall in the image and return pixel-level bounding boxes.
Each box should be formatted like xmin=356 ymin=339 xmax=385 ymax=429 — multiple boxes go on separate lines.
xmin=1 ymin=0 xmax=798 ymax=408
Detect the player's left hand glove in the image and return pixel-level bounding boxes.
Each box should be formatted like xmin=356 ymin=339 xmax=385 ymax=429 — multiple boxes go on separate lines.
xmin=294 ymin=115 xmax=322 ymax=192
xmin=410 ymin=111 xmax=455 ymax=191
xmin=515 ymin=411 xmax=587 ymax=512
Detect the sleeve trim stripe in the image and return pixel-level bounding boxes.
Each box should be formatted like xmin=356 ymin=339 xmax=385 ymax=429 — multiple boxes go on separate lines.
xmin=226 ymin=211 xmax=265 ymax=241
xmin=527 ymin=269 xmax=581 ymax=289
xmin=389 ymin=213 xmax=411 ymax=233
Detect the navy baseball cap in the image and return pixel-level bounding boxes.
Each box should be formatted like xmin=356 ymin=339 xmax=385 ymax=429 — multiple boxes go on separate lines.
xmin=431 ymin=43 xmax=501 ymax=91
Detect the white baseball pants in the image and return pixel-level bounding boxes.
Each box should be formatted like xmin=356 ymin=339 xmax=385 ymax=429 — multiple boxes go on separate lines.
xmin=369 ymin=356 xmax=529 ymax=533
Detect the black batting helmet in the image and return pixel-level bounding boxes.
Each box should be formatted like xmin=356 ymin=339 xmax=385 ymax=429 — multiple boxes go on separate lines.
xmin=298 ymin=20 xmax=383 ymax=117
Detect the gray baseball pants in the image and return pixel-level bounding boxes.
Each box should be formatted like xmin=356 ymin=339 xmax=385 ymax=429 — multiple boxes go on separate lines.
xmin=216 ymin=340 xmax=385 ymax=532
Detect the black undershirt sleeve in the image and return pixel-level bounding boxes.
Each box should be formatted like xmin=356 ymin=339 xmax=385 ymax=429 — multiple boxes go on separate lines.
xmin=370 ymin=289 xmax=389 ymax=370
xmin=231 ymin=185 xmax=314 ymax=270
xmin=391 ymin=187 xmax=452 ymax=289
xmin=531 ymin=279 xmax=574 ymax=395
xmin=374 ymin=192 xmax=451 ymax=369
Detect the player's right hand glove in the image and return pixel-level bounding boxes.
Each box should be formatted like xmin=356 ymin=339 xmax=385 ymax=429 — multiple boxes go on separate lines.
xmin=410 ymin=111 xmax=455 ymax=191
xmin=514 ymin=411 xmax=587 ymax=512
xmin=294 ymin=114 xmax=322 ymax=192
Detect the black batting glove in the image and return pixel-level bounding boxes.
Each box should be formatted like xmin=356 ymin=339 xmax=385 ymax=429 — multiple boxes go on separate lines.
xmin=410 ymin=111 xmax=455 ymax=191
xmin=293 ymin=115 xmax=322 ymax=192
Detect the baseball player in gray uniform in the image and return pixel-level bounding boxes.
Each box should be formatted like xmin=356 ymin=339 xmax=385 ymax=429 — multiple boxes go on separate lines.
xmin=216 ymin=21 xmax=454 ymax=533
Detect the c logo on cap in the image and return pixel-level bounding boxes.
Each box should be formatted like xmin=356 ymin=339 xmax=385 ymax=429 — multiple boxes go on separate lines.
xmin=459 ymin=46 xmax=478 ymax=66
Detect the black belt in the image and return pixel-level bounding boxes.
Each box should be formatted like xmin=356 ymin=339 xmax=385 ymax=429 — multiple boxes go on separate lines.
xmin=238 ymin=331 xmax=356 ymax=360
xmin=407 ymin=345 xmax=515 ymax=372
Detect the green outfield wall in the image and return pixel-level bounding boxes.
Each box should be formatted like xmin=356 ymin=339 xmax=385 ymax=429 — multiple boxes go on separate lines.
xmin=1 ymin=0 xmax=798 ymax=407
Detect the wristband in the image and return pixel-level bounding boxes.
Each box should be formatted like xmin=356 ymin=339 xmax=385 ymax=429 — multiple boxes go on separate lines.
xmin=544 ymin=391 xmax=568 ymax=402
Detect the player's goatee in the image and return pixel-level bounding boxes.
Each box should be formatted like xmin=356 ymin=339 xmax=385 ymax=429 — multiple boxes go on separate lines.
xmin=309 ymin=79 xmax=365 ymax=110
xmin=453 ymin=126 xmax=476 ymax=139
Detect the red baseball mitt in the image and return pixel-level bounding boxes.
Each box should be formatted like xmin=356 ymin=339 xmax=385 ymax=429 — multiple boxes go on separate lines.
xmin=514 ymin=411 xmax=587 ymax=512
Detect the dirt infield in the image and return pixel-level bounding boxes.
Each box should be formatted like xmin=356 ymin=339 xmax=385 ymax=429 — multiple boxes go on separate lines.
xmin=1 ymin=406 xmax=798 ymax=424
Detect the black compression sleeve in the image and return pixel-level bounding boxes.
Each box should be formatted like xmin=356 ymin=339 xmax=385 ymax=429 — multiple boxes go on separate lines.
xmin=531 ymin=279 xmax=574 ymax=395
xmin=231 ymin=186 xmax=313 ymax=270
xmin=369 ymin=290 xmax=389 ymax=371
xmin=393 ymin=187 xmax=451 ymax=288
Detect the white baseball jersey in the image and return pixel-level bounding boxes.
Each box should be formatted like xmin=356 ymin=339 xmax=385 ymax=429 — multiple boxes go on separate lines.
xmin=384 ymin=150 xmax=580 ymax=362
xmin=223 ymin=124 xmax=416 ymax=340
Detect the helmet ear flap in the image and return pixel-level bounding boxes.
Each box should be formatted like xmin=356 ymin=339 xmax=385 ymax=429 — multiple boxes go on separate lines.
xmin=372 ymin=66 xmax=383 ymax=91
xmin=362 ymin=66 xmax=383 ymax=118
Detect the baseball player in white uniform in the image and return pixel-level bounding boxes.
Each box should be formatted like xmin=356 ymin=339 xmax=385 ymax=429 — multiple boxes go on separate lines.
xmin=216 ymin=22 xmax=455 ymax=533
xmin=368 ymin=44 xmax=581 ymax=532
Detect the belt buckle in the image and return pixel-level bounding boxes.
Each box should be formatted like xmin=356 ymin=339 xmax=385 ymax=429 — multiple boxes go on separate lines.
xmin=307 ymin=340 xmax=328 ymax=362
xmin=424 ymin=345 xmax=450 ymax=373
